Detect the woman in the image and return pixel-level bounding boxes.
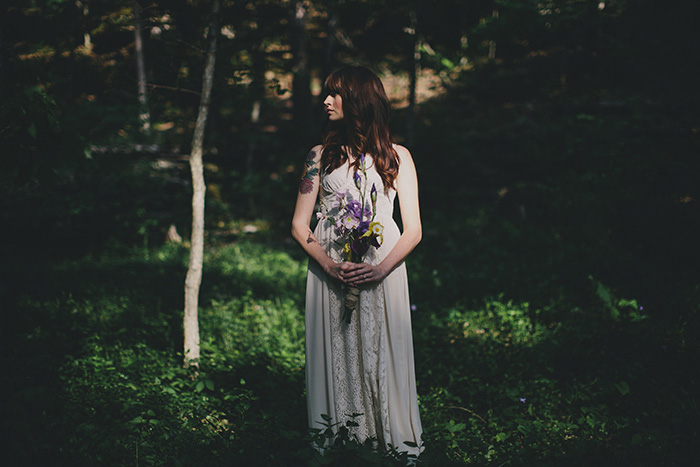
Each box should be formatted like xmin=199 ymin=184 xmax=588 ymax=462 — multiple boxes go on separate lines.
xmin=291 ymin=66 xmax=423 ymax=456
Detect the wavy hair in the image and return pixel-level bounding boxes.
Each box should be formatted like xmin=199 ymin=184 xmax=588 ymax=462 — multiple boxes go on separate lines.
xmin=321 ymin=66 xmax=400 ymax=191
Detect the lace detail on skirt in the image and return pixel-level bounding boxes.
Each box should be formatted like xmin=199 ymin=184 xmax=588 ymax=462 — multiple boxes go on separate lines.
xmin=358 ymin=283 xmax=390 ymax=445
xmin=327 ymin=277 xmax=390 ymax=444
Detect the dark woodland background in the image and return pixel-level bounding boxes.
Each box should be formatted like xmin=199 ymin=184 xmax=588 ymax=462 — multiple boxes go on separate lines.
xmin=1 ymin=0 xmax=699 ymax=465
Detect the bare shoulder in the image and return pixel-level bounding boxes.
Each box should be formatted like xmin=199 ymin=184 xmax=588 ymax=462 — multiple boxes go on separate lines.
xmin=307 ymin=144 xmax=323 ymax=162
xmin=392 ymin=144 xmax=415 ymax=167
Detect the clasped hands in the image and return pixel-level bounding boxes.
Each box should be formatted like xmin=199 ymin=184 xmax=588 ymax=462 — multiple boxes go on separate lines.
xmin=324 ymin=261 xmax=387 ymax=286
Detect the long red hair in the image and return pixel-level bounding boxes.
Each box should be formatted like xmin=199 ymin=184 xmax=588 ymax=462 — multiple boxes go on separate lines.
xmin=321 ymin=66 xmax=400 ymax=191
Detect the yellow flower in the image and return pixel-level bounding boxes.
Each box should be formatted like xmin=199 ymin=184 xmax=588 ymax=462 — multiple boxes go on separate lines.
xmin=362 ymin=221 xmax=384 ymax=238
xmin=343 ymin=242 xmax=351 ymax=257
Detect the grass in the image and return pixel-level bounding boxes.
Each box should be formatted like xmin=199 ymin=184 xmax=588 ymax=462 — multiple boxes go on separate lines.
xmin=2 ymin=237 xmax=698 ymax=465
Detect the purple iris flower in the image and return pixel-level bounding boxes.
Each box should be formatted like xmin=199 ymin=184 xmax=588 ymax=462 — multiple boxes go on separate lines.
xmin=347 ymin=200 xmax=362 ymax=219
xmin=351 ymin=238 xmax=370 ymax=257
xmin=353 ymin=171 xmax=362 ymax=189
xmin=358 ymin=220 xmax=370 ymax=234
xmin=360 ymin=153 xmax=365 ymax=164
xmin=370 ymin=183 xmax=377 ymax=203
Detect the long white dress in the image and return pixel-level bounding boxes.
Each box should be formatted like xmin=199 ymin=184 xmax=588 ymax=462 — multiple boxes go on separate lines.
xmin=305 ymin=156 xmax=423 ymax=455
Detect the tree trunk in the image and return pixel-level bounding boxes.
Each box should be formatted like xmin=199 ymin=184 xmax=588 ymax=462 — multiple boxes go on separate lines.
xmin=488 ymin=8 xmax=498 ymax=60
xmin=322 ymin=0 xmax=339 ymax=81
xmin=183 ymin=0 xmax=220 ymax=368
xmin=406 ymin=7 xmax=419 ymax=147
xmin=245 ymin=40 xmax=264 ymax=212
xmin=133 ymin=0 xmax=150 ymax=133
xmin=0 ymin=9 xmax=4 ymax=88
xmin=290 ymin=1 xmax=312 ymax=137
xmin=246 ymin=38 xmax=265 ymax=176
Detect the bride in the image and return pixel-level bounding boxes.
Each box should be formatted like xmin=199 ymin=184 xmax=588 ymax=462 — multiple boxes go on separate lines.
xmin=291 ymin=66 xmax=423 ymax=456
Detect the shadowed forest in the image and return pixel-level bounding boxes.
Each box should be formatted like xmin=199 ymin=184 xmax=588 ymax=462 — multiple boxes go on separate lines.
xmin=2 ymin=0 xmax=699 ymax=465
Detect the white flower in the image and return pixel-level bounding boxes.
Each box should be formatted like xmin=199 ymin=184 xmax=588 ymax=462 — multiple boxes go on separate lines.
xmin=342 ymin=215 xmax=359 ymax=230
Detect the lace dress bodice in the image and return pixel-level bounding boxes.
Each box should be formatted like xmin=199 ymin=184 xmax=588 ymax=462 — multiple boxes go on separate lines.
xmin=314 ymin=158 xmax=401 ymax=265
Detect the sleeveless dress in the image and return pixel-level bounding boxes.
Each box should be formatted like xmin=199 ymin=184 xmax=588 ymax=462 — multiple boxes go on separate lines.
xmin=305 ymin=155 xmax=423 ymax=455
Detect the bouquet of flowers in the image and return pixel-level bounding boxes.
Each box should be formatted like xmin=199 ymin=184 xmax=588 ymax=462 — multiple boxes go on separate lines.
xmin=317 ymin=154 xmax=384 ymax=323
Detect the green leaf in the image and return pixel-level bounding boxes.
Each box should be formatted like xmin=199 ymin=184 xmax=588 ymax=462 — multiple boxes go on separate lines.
xmin=614 ymin=381 xmax=630 ymax=396
xmin=441 ymin=57 xmax=455 ymax=69
xmin=595 ymin=281 xmax=614 ymax=307
xmin=446 ymin=420 xmax=466 ymax=433
xmin=196 ymin=381 xmax=205 ymax=392
xmin=205 ymin=379 xmax=215 ymax=390
xmin=495 ymin=432 xmax=509 ymax=442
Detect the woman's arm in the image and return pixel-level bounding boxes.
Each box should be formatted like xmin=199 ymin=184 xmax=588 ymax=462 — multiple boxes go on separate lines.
xmin=291 ymin=145 xmax=350 ymax=282
xmin=342 ymin=145 xmax=422 ymax=286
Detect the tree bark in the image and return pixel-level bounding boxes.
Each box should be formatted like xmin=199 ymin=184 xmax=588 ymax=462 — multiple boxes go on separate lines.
xmin=0 ymin=8 xmax=4 ymax=88
xmin=183 ymin=0 xmax=220 ymax=368
xmin=488 ymin=7 xmax=498 ymax=60
xmin=406 ymin=7 xmax=419 ymax=147
xmin=290 ymin=1 xmax=312 ymax=136
xmin=322 ymin=0 xmax=339 ymax=81
xmin=246 ymin=38 xmax=265 ymax=176
xmin=133 ymin=0 xmax=151 ymax=133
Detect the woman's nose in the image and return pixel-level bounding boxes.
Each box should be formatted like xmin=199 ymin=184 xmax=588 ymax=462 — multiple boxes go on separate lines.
xmin=323 ymin=95 xmax=332 ymax=105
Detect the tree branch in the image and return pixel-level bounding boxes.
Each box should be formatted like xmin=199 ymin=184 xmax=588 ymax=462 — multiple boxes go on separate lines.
xmin=444 ymin=405 xmax=488 ymax=424
xmin=147 ymin=83 xmax=201 ymax=96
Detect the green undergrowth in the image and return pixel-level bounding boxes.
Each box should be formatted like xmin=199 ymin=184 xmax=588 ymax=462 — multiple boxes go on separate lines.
xmin=3 ymin=240 xmax=698 ymax=465
xmin=414 ymin=294 xmax=699 ymax=465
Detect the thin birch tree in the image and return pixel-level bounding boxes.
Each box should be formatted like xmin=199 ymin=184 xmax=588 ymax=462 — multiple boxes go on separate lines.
xmin=183 ymin=0 xmax=221 ymax=368
xmin=290 ymin=1 xmax=312 ymax=131
xmin=133 ymin=0 xmax=150 ymax=133
xmin=322 ymin=0 xmax=339 ymax=83
xmin=406 ymin=6 xmax=419 ymax=147
xmin=488 ymin=5 xmax=498 ymax=60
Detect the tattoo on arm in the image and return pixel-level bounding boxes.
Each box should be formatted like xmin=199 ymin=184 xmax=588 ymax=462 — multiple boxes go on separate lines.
xmin=306 ymin=233 xmax=316 ymax=244
xmin=299 ymin=150 xmax=319 ymax=194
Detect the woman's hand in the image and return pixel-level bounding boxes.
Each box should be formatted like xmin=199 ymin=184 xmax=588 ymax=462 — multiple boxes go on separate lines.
xmin=323 ymin=261 xmax=352 ymax=283
xmin=340 ymin=262 xmax=387 ymax=286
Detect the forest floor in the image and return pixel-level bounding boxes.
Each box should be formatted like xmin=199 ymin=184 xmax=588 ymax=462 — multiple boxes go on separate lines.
xmin=2 ymin=235 xmax=698 ymax=465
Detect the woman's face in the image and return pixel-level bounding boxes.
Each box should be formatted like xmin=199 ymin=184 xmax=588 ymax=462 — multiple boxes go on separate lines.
xmin=324 ymin=93 xmax=344 ymax=121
